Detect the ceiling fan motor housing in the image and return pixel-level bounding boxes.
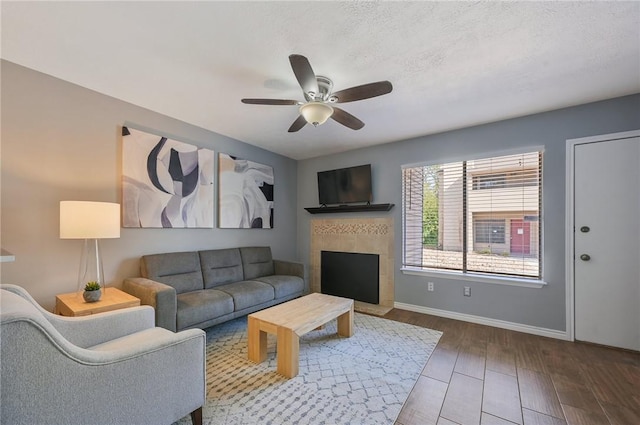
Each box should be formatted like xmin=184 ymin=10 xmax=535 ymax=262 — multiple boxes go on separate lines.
xmin=310 ymin=76 xmax=334 ymax=102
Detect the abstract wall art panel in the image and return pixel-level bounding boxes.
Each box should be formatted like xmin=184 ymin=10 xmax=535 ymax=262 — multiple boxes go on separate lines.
xmin=218 ymin=153 xmax=274 ymax=228
xmin=122 ymin=127 xmax=214 ymax=228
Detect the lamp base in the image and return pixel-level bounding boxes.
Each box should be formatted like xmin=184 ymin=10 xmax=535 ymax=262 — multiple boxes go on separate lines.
xmin=76 ymin=239 xmax=107 ymax=298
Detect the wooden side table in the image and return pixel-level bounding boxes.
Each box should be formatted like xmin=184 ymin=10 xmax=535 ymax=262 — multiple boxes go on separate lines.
xmin=55 ymin=287 xmax=140 ymax=317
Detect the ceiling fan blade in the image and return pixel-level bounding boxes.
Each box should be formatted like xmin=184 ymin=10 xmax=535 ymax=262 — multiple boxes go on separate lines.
xmin=288 ymin=115 xmax=308 ymax=133
xmin=331 ymin=81 xmax=393 ymax=103
xmin=289 ymin=54 xmax=319 ymax=97
xmin=241 ymin=98 xmax=300 ymax=105
xmin=331 ymin=107 xmax=365 ymax=130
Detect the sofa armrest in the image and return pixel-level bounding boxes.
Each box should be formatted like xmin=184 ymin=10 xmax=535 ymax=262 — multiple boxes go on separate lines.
xmin=274 ymin=259 xmax=304 ymax=278
xmin=123 ymin=278 xmax=177 ymax=332
xmin=274 ymin=259 xmax=309 ymax=293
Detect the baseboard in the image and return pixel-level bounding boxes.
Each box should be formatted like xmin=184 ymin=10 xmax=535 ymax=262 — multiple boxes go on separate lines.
xmin=394 ymin=302 xmax=570 ymax=341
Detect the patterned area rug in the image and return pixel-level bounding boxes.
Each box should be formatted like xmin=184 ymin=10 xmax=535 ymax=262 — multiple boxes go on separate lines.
xmin=175 ymin=313 xmax=441 ymax=425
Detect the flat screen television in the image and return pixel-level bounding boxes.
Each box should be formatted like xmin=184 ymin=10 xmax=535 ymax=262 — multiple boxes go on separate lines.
xmin=317 ymin=164 xmax=372 ymax=205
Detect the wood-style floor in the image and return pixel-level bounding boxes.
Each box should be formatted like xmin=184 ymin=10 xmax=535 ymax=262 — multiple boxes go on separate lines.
xmin=383 ymin=309 xmax=640 ymax=425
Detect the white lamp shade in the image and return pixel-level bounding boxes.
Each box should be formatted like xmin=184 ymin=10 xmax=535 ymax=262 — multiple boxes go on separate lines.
xmin=60 ymin=201 xmax=121 ymax=239
xmin=299 ymin=102 xmax=334 ymax=126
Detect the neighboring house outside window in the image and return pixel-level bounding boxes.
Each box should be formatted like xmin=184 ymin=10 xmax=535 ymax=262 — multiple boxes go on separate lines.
xmin=474 ymin=219 xmax=506 ymax=245
xmin=402 ymin=150 xmax=542 ymax=280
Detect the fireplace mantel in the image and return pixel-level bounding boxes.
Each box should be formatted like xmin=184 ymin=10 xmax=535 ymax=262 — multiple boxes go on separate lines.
xmin=310 ymin=217 xmax=394 ymax=316
xmin=304 ymin=203 xmax=394 ymax=214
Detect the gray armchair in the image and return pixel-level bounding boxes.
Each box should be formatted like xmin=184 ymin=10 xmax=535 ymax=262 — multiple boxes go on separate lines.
xmin=0 ymin=284 xmax=205 ymax=425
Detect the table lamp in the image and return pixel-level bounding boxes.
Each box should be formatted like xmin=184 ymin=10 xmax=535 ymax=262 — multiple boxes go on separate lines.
xmin=60 ymin=201 xmax=120 ymax=295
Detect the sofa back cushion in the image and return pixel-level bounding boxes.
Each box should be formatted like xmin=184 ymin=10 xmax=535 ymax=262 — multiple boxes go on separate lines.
xmin=199 ymin=248 xmax=244 ymax=288
xmin=240 ymin=247 xmax=275 ymax=280
xmin=141 ymin=251 xmax=204 ymax=294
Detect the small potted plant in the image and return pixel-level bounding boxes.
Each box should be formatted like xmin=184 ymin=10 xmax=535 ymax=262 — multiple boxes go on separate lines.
xmin=83 ymin=281 xmax=102 ymax=303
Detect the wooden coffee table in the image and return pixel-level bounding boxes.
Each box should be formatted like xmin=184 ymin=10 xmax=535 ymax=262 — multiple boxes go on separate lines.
xmin=247 ymin=293 xmax=354 ymax=378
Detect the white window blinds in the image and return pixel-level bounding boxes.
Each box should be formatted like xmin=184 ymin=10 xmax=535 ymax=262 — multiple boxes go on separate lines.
xmin=402 ymin=151 xmax=542 ymax=279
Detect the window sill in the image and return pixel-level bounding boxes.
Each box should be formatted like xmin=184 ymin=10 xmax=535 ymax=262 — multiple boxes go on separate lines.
xmin=400 ymin=267 xmax=547 ymax=288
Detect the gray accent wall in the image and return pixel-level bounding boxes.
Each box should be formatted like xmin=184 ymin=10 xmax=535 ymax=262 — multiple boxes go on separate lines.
xmin=0 ymin=60 xmax=298 ymax=310
xmin=297 ymin=94 xmax=640 ymax=332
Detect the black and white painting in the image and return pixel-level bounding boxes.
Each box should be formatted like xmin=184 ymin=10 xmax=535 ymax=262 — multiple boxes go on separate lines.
xmin=218 ymin=153 xmax=274 ymax=228
xmin=122 ymin=127 xmax=214 ymax=228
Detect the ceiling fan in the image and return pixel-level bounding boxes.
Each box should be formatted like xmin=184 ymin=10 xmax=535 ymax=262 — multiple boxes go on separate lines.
xmin=241 ymin=54 xmax=393 ymax=132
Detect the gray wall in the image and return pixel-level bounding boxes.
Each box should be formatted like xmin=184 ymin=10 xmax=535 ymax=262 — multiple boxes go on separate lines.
xmin=297 ymin=94 xmax=640 ymax=332
xmin=0 ymin=61 xmax=299 ymax=310
xmin=3 ymin=57 xmax=637 ymax=329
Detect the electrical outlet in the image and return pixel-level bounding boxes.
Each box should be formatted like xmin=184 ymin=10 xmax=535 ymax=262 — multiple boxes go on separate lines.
xmin=464 ymin=286 xmax=471 ymax=297
xmin=427 ymin=282 xmax=434 ymax=292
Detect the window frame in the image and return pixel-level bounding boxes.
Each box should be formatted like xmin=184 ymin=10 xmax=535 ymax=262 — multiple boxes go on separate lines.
xmin=401 ymin=147 xmax=547 ymax=288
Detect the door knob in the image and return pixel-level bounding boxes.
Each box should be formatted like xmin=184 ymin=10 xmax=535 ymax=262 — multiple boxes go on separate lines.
xmin=580 ymin=226 xmax=590 ymax=233
xmin=580 ymin=254 xmax=591 ymax=261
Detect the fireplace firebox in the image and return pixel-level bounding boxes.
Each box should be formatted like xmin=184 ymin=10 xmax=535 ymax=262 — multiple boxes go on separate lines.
xmin=321 ymin=250 xmax=379 ymax=304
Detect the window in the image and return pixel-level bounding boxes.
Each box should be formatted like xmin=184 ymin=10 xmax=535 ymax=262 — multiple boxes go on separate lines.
xmin=402 ymin=151 xmax=542 ymax=280
xmin=474 ymin=219 xmax=505 ymax=244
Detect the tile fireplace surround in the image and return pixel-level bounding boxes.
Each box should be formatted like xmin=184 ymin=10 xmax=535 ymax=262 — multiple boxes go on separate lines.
xmin=310 ymin=217 xmax=394 ymax=315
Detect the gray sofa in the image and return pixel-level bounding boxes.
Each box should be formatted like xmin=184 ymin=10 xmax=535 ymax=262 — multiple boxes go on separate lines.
xmin=123 ymin=247 xmax=306 ymax=332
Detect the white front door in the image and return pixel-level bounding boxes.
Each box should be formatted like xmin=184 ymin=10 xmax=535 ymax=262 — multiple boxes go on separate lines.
xmin=574 ymin=134 xmax=640 ymax=351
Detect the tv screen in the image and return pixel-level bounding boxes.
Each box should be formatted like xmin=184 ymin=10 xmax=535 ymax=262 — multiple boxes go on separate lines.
xmin=317 ymin=164 xmax=372 ymax=205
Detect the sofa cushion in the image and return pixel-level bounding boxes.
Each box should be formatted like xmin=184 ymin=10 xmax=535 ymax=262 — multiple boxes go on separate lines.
xmin=176 ymin=289 xmax=234 ymax=330
xmin=216 ymin=281 xmax=275 ymax=311
xmin=253 ymin=275 xmax=304 ymax=299
xmin=199 ymin=248 xmax=244 ymax=288
xmin=240 ymin=247 xmax=275 ymax=280
xmin=141 ymin=251 xmax=204 ymax=295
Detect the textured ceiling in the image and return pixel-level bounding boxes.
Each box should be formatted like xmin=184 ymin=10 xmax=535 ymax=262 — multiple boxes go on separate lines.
xmin=2 ymin=1 xmax=639 ymax=160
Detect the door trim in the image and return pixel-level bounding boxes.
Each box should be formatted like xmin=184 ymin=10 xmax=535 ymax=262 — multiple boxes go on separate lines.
xmin=565 ymin=129 xmax=640 ymax=343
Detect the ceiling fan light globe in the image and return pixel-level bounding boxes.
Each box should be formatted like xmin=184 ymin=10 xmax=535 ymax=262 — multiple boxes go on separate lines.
xmin=300 ymin=102 xmax=334 ymax=127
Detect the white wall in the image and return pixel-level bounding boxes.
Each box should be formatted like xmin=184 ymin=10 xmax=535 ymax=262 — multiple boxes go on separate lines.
xmin=0 ymin=61 xmax=299 ymax=310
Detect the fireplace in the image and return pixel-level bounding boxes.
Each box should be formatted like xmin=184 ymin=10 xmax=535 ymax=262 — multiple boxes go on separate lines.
xmin=321 ymin=251 xmax=380 ymax=304
xmin=310 ymin=217 xmax=394 ymax=316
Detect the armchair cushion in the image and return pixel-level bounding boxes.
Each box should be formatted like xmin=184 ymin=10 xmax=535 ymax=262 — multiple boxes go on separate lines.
xmin=89 ymin=327 xmax=184 ymax=351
